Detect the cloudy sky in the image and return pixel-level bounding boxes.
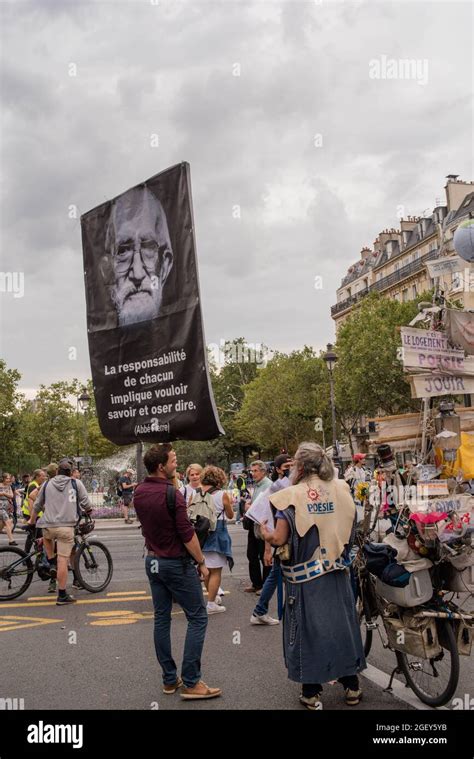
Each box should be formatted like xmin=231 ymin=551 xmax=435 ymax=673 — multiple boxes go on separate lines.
xmin=0 ymin=0 xmax=472 ymax=396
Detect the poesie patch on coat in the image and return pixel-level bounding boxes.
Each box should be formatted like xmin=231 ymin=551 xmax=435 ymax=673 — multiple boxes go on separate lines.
xmin=306 ymin=485 xmax=335 ymax=514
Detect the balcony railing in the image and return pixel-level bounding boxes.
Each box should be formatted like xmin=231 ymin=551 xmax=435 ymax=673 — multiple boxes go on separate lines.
xmin=331 ymin=249 xmax=439 ymax=316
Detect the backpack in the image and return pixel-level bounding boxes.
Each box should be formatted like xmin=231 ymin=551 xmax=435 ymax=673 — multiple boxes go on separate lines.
xmin=166 ymin=484 xmax=212 ymax=550
xmin=188 ymin=488 xmax=218 ymax=532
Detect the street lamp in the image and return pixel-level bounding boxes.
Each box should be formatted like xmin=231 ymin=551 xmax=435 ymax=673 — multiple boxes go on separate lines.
xmin=323 ymin=343 xmax=341 ymax=476
xmin=78 ymin=391 xmax=91 ymax=413
xmin=77 ymin=390 xmax=91 ymax=466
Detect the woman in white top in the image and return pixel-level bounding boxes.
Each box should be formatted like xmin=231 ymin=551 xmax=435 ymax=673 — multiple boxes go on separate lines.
xmin=200 ymin=466 xmax=234 ymax=614
xmin=180 ymin=463 xmax=202 ymax=505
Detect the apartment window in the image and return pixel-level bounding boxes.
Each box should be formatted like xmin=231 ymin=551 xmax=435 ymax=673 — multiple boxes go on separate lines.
xmin=412 ymin=285 xmax=417 ymax=298
xmin=402 ymin=289 xmax=408 ymax=302
xmin=452 ymin=272 xmax=462 ymax=291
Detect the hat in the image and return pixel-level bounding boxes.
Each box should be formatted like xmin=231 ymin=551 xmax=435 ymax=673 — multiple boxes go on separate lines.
xmin=353 ymin=454 xmax=366 ymax=463
xmin=274 ymin=454 xmax=291 ymax=470
xmin=58 ymin=457 xmax=74 ymax=471
xmin=376 ymin=444 xmax=396 ymax=470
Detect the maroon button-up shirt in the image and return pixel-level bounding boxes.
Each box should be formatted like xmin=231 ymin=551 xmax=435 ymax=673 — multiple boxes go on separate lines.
xmin=133 ymin=477 xmax=195 ymax=558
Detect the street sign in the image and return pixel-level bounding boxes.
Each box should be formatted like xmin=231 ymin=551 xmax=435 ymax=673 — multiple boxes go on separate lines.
xmin=402 ymin=347 xmax=464 ymax=372
xmin=409 ymin=373 xmax=474 ymax=398
xmin=401 ymin=328 xmax=451 ymax=353
xmin=425 ymin=257 xmax=464 ymax=278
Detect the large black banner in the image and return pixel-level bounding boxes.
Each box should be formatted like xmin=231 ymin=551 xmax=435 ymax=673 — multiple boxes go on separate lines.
xmin=81 ymin=162 xmax=224 ymax=444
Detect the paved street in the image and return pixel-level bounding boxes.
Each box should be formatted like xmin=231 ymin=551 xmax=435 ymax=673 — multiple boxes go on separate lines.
xmin=1 ymin=522 xmax=472 ymax=711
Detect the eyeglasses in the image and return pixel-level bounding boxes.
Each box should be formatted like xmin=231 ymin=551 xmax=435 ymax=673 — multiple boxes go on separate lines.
xmin=113 ymin=239 xmax=167 ymax=274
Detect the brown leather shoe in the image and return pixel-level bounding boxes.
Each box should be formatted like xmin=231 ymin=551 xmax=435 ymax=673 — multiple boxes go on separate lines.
xmin=180 ymin=680 xmax=221 ymax=700
xmin=163 ymin=677 xmax=183 ymax=694
xmin=243 ymin=586 xmax=259 ymax=593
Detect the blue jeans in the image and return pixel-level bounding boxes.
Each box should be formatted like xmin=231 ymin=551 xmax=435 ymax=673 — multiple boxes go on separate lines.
xmin=253 ymin=562 xmax=280 ymax=616
xmin=145 ymin=556 xmax=208 ymax=688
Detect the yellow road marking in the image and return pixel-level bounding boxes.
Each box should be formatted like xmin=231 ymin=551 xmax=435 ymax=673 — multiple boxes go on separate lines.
xmin=0 ymin=595 xmax=152 ymax=609
xmin=87 ymin=609 xmax=183 ymax=626
xmin=106 ymin=590 xmax=147 ymax=596
xmin=0 ymin=614 xmax=64 ymax=633
xmin=27 ymin=596 xmax=59 ymax=602
xmin=0 ymin=590 xmax=231 ymax=612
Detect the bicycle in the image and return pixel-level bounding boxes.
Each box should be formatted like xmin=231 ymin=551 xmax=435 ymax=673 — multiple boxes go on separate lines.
xmin=0 ymin=515 xmax=113 ymax=600
xmin=354 ymin=496 xmax=473 ymax=707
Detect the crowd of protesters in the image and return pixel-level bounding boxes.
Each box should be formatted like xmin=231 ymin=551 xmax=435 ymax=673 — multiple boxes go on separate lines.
xmin=1 ymin=446 xmax=368 ymax=709
xmin=131 ymin=442 xmax=366 ymax=707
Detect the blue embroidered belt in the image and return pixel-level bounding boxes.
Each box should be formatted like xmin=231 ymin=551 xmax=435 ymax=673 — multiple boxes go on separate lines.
xmin=281 ymin=556 xmax=350 ymax=584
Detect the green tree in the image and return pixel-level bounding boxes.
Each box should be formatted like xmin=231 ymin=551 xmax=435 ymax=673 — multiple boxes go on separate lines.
xmin=173 ymin=438 xmax=230 ymax=472
xmin=0 ymin=359 xmax=23 ymax=471
xmin=334 ymin=292 xmax=425 ymax=426
xmin=234 ymin=347 xmax=331 ymax=454
xmin=210 ymin=338 xmax=265 ymax=462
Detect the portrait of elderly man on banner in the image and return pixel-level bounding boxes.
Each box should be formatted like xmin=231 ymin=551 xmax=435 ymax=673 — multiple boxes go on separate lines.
xmin=105 ymin=186 xmax=174 ymax=328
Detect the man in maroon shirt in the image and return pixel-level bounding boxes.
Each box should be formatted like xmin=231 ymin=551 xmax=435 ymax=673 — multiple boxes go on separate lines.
xmin=134 ymin=443 xmax=221 ymax=700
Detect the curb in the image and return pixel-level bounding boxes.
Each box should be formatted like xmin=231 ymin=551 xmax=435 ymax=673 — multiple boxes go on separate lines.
xmin=92 ymin=518 xmax=239 ymax=530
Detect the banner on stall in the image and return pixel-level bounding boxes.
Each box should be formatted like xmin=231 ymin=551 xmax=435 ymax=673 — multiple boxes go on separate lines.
xmin=402 ymin=347 xmax=465 ymax=372
xmin=409 ymin=373 xmax=474 ymax=398
xmin=81 ymin=162 xmax=224 ymax=445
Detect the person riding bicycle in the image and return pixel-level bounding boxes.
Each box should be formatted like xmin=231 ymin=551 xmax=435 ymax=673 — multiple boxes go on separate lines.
xmin=28 ymin=457 xmax=93 ymax=606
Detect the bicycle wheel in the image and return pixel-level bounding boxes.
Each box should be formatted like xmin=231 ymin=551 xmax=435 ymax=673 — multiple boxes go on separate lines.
xmin=0 ymin=546 xmax=34 ymax=600
xmin=73 ymin=540 xmax=113 ymax=592
xmin=396 ymin=620 xmax=460 ymax=707
xmin=357 ymin=597 xmax=373 ymax=657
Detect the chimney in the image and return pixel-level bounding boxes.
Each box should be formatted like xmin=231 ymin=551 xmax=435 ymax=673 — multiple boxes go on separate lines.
xmin=444 ymin=176 xmax=474 ymax=212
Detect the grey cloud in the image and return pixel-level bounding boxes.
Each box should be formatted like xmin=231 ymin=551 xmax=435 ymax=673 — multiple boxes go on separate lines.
xmin=0 ymin=0 xmax=472 ymax=390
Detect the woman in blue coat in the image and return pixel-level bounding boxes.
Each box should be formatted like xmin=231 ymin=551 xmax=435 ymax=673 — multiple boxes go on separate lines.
xmin=261 ymin=442 xmax=366 ymax=710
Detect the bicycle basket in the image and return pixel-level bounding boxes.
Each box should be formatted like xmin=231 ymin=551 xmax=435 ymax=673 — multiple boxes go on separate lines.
xmin=77 ymin=519 xmax=95 ymax=536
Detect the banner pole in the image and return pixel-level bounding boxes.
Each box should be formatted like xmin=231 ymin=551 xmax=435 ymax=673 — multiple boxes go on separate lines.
xmin=136 ymin=441 xmax=146 ymax=483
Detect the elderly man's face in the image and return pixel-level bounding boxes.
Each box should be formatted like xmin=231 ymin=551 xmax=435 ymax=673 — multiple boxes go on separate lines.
xmin=251 ymin=465 xmax=266 ymax=482
xmin=110 ymin=189 xmax=173 ymax=327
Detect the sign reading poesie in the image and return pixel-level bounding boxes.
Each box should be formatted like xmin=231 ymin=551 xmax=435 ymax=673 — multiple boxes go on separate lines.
xmin=81 ymin=162 xmax=224 ymax=444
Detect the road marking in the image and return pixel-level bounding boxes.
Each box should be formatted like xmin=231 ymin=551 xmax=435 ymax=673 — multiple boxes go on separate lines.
xmin=0 ymin=614 xmax=64 ymax=633
xmin=362 ymin=663 xmax=448 ymax=711
xmin=0 ymin=595 xmax=152 ymax=609
xmin=87 ymin=609 xmax=183 ymax=626
xmin=1 ymin=589 xmax=231 ymax=609
xmin=27 ymin=596 xmax=59 ymax=602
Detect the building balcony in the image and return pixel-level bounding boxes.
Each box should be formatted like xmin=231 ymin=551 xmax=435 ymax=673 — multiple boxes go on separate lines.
xmin=331 ymin=288 xmax=370 ymax=316
xmin=331 ymin=248 xmax=439 ymax=317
